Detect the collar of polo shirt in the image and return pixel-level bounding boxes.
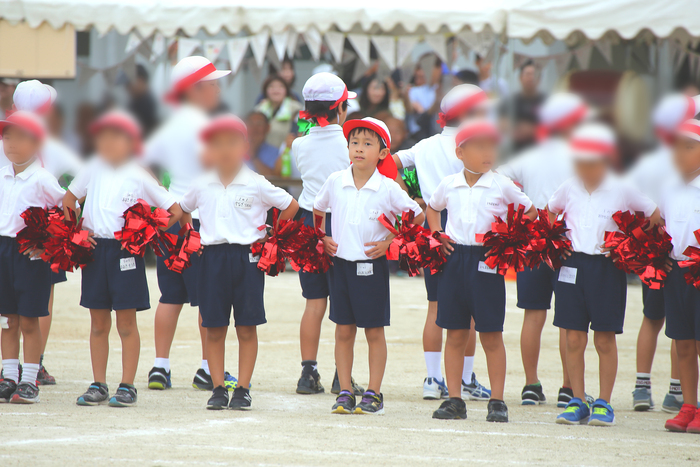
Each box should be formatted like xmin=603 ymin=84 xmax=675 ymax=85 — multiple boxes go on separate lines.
xmin=4 ymin=159 xmax=42 ymax=180
xmin=574 ymin=172 xmax=615 ymax=192
xmin=341 ymin=166 xmax=382 ymax=191
xmin=205 ymin=166 xmax=252 ymax=187
xmin=453 ymin=169 xmax=494 ymax=188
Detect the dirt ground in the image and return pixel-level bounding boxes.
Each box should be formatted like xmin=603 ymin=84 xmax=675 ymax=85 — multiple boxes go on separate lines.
xmin=1 ymin=268 xmax=699 ymax=466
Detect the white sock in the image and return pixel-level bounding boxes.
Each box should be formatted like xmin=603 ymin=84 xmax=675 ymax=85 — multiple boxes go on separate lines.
xmin=1 ymin=359 xmax=20 ymax=383
xmin=463 ymin=356 xmax=475 ymax=383
xmin=154 ymin=358 xmax=170 ymax=372
xmin=424 ymin=352 xmax=442 ymax=380
xmin=21 ymin=363 xmax=40 ymax=385
xmin=201 ymin=360 xmax=210 ymax=375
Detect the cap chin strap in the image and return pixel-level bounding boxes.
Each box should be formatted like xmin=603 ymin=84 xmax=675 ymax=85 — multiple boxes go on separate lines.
xmin=13 ymin=157 xmax=35 ymax=167
xmin=464 ymin=167 xmax=485 ymax=175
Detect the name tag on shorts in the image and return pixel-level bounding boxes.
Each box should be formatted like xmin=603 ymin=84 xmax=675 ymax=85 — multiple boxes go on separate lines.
xmin=235 ymin=196 xmax=253 ymax=210
xmin=357 ymin=263 xmax=374 ymax=276
xmin=559 ymin=266 xmax=577 ymax=284
xmin=478 ymin=261 xmax=497 ymax=274
xmin=120 ymin=257 xmax=136 ymax=271
xmin=249 ymin=253 xmax=260 ymax=263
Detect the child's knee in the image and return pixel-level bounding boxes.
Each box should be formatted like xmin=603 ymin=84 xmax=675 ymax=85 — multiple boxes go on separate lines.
xmin=676 ymin=339 xmax=697 ymax=358
xmin=207 ymin=326 xmax=227 ymax=342
xmin=479 ymin=331 xmax=504 ymax=352
xmin=364 ymin=327 xmax=385 ymax=344
xmin=566 ymin=330 xmax=587 ymax=349
xmin=593 ymin=332 xmax=616 ymax=353
xmin=236 ymin=325 xmax=257 ymax=342
xmin=4 ymin=314 xmax=19 ymax=331
xmin=18 ymin=316 xmax=40 ymax=333
xmin=335 ymin=325 xmax=356 ymax=342
xmin=116 ymin=314 xmax=138 ymax=338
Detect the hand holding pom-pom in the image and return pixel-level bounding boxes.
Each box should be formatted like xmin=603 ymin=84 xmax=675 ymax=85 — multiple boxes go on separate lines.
xmin=164 ymin=223 xmax=202 ymax=273
xmin=41 ymin=209 xmax=94 ymax=272
xmin=482 ymin=204 xmax=534 ymax=275
xmin=527 ymin=209 xmax=572 ymax=270
xmin=114 ymin=199 xmax=175 ymax=257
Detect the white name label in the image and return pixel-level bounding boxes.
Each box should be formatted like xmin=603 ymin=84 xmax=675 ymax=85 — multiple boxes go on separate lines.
xmin=478 ymin=261 xmax=497 ymax=274
xmin=235 ymin=196 xmax=253 ymax=210
xmin=559 ymin=266 xmax=577 ymax=284
xmin=120 ymin=257 xmax=136 ymax=271
xmin=357 ymin=263 xmax=374 ymax=276
xmin=249 ymin=253 xmax=260 ymax=263
xmin=122 ymin=193 xmax=138 ymax=205
xmin=368 ymin=209 xmax=381 ymax=221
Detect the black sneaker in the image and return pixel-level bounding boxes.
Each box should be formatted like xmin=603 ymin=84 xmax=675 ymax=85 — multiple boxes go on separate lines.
xmin=193 ymin=368 xmax=213 ymax=390
xmin=557 ymin=387 xmax=574 ymax=408
xmin=331 ymin=390 xmax=356 ymax=414
xmin=486 ymin=399 xmax=509 ymax=422
xmin=296 ymin=366 xmax=325 ymax=394
xmin=10 ymin=382 xmax=40 ymax=404
xmin=331 ymin=370 xmax=365 ymax=396
xmin=36 ymin=366 xmax=56 ymax=385
xmin=0 ymin=379 xmax=18 ymax=403
xmin=433 ymin=398 xmax=468 ymax=420
xmin=108 ymin=384 xmax=138 ymax=407
xmin=148 ymin=367 xmax=172 ymax=390
xmin=354 ymin=390 xmax=384 ymax=415
xmin=521 ymin=383 xmax=547 ymax=405
xmin=229 ymin=387 xmax=252 ymax=410
xmin=207 ymin=386 xmax=229 ymax=410
xmin=77 ymin=382 xmax=109 ymax=406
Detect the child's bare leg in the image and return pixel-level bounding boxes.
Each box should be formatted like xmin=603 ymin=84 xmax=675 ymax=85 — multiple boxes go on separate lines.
xmin=465 ymin=323 xmax=476 ymax=356
xmin=636 ymin=317 xmax=664 ymax=374
xmin=1 ymin=315 xmax=20 ymax=360
xmin=39 ymin=285 xmax=55 ymax=356
xmin=560 ymin=328 xmax=571 ymax=387
xmin=19 ymin=316 xmax=41 ymax=364
xmin=364 ymin=327 xmax=386 ymax=393
xmin=675 ymin=339 xmax=699 ymax=406
xmin=423 ymin=301 xmax=442 ymax=352
xmin=445 ymin=328 xmax=469 ymax=398
xmin=334 ymin=324 xmax=356 ymax=392
xmin=236 ymin=325 xmax=258 ymax=388
xmin=593 ymin=331 xmax=617 ymax=402
xmin=521 ymin=309 xmax=547 ymax=385
xmin=89 ymin=310 xmax=112 ymax=383
xmin=300 ymin=298 xmax=327 ymax=361
xmin=671 ymin=340 xmax=680 ymax=380
xmin=565 ymin=329 xmax=588 ymax=400
xmin=206 ymin=326 xmax=228 ymax=388
xmin=115 ymin=309 xmax=139 ymax=385
xmin=480 ymin=331 xmax=506 ymax=401
xmin=153 ymin=303 xmax=183 ymax=360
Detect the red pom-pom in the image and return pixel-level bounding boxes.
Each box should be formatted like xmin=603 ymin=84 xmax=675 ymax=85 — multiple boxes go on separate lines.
xmin=378 ymin=211 xmax=427 ymax=276
xmin=417 ymin=230 xmax=450 ymax=274
xmin=482 ymin=204 xmax=533 ymax=275
xmin=16 ymin=206 xmax=58 ymax=253
xmin=41 ymin=209 xmax=94 ymax=272
xmin=288 ymin=214 xmax=332 ymax=274
xmin=679 ymin=230 xmax=700 ymax=289
xmin=252 ymin=209 xmax=306 ymax=277
xmin=164 ymin=223 xmax=201 ymax=273
xmin=527 ymin=209 xmax=572 ymax=270
xmin=114 ymin=199 xmax=176 ymax=257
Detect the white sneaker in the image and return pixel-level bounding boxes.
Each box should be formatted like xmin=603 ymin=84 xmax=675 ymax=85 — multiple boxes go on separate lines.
xmin=423 ymin=377 xmax=448 ymax=400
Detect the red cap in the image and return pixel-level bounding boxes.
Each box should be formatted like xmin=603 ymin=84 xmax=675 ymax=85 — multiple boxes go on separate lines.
xmin=90 ymin=110 xmax=143 ymax=154
xmin=0 ymin=110 xmax=46 ymax=142
xmin=455 ymin=119 xmax=499 ymax=147
xmin=200 ymin=114 xmax=248 ymax=142
xmin=342 ymin=117 xmax=397 ymax=179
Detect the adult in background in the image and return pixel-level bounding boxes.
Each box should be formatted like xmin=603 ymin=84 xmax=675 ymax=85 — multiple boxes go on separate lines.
xmin=500 ymin=60 xmax=546 ymax=152
xmin=246 ymin=111 xmax=281 ymax=176
xmin=0 ymin=78 xmax=19 ymax=119
xmin=128 ymin=64 xmax=159 ymax=137
xmin=476 ymin=54 xmax=508 ymax=97
xmin=358 ymin=75 xmax=406 ymax=120
xmin=255 ymin=75 xmax=302 ymax=149
xmin=407 ymin=60 xmax=443 ymax=139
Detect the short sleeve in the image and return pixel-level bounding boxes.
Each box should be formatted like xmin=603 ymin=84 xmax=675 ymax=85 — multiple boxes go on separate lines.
xmin=428 ymin=178 xmax=449 ymax=211
xmin=497 ymin=156 xmax=524 ymax=185
xmin=388 ymin=179 xmax=422 ymax=216
xmin=396 ymin=141 xmax=418 ymax=168
xmin=547 ymin=181 xmax=569 ymax=214
xmin=313 ymin=176 xmax=334 ymax=212
xmin=142 ymin=129 xmax=165 ymax=167
xmin=500 ymin=177 xmax=533 ymax=211
xmin=41 ymin=173 xmax=67 ymax=208
xmin=258 ymin=177 xmax=293 ymax=211
xmin=67 ymin=162 xmax=92 ymax=199
xmin=291 ymin=137 xmax=301 ymax=167
xmin=623 ymin=180 xmax=657 ymax=217
xmin=180 ymin=185 xmax=198 ymax=213
xmin=141 ymin=169 xmax=176 ymax=210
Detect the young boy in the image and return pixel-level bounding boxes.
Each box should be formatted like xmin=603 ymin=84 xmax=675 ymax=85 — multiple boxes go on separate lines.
xmin=661 ymin=118 xmax=700 ymax=433
xmin=180 ymin=114 xmax=299 ymax=410
xmin=0 ymin=111 xmax=66 ymax=404
xmin=498 ymin=92 xmax=587 ymax=407
xmin=549 ymin=122 xmax=657 ymax=426
xmin=393 ymin=84 xmax=491 ymax=401
xmin=293 ymin=72 xmax=363 ymax=396
xmin=64 ymin=110 xmax=182 ymax=407
xmin=314 ymin=117 xmax=423 ymax=414
xmin=428 ymin=119 xmax=536 ymax=422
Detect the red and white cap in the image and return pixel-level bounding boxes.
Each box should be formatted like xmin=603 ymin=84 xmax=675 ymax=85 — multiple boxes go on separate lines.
xmin=302 ymin=72 xmax=357 ymax=104
xmin=200 ymin=114 xmax=248 ymax=142
xmin=675 ymin=119 xmax=700 ymax=143
xmin=90 ymin=110 xmax=143 ymax=154
xmin=342 ymin=117 xmax=397 ymax=179
xmin=12 ymin=80 xmax=57 ymax=115
xmin=437 ymin=84 xmax=488 ymax=128
xmin=455 ymin=119 xmax=499 ymax=147
xmin=0 ymin=110 xmax=47 ymax=142
xmin=166 ymin=56 xmax=231 ymax=102
xmin=570 ymin=122 xmax=616 ymax=160
xmin=653 ymin=94 xmax=700 ymax=140
xmin=537 ymin=92 xmax=588 ymax=139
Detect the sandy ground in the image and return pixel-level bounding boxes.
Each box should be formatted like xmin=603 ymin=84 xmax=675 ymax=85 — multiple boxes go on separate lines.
xmin=1 ymin=268 xmax=699 ymax=466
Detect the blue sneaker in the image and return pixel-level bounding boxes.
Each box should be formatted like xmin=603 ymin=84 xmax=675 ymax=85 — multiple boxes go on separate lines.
xmin=632 ymin=387 xmax=653 ymax=411
xmin=148 ymin=367 xmax=172 ymax=390
xmin=462 ymin=373 xmax=491 ymax=401
xmin=662 ymin=392 xmax=684 ymax=413
xmin=556 ymin=398 xmax=590 ymax=425
xmin=423 ymin=377 xmax=448 ymax=400
xmin=224 ymin=372 xmax=238 ymax=390
xmin=588 ymin=399 xmax=615 ymax=426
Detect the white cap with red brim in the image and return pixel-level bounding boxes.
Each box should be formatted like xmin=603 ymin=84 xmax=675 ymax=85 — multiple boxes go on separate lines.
xmin=538 ymin=92 xmax=589 ymax=133
xmin=13 ymin=80 xmax=57 ymax=114
xmin=0 ymin=110 xmax=47 ymax=142
xmin=200 ymin=114 xmax=248 ymax=142
xmin=676 ymin=119 xmax=700 ymax=143
xmin=90 ymin=109 xmax=143 ymax=154
xmin=570 ymin=122 xmax=617 ymax=161
xmin=653 ymin=94 xmax=700 ymax=135
xmin=342 ymin=117 xmax=397 ymax=179
xmin=302 ymin=72 xmax=357 ymax=103
xmin=437 ymin=84 xmax=488 ymax=128
xmin=166 ymin=56 xmax=230 ymax=102
xmin=454 ymin=119 xmax=500 ymax=147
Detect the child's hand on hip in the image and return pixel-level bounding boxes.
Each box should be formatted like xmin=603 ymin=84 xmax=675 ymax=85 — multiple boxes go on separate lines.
xmin=364 ymin=239 xmax=392 ymax=259
xmin=322 ymin=236 xmax=338 ymax=256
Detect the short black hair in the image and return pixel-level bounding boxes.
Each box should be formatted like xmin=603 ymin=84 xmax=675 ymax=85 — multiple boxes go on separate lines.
xmin=302 ymin=100 xmax=348 ymax=125
xmin=454 ymin=69 xmax=479 ymax=86
xmin=519 ymin=59 xmax=537 ymax=74
xmin=246 ymin=110 xmax=269 ymax=124
xmin=347 ymin=126 xmax=386 ymax=150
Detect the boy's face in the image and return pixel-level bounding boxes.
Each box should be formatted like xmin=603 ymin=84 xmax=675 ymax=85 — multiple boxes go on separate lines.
xmin=185 ymin=80 xmax=221 ymax=113
xmin=202 ymin=131 xmax=249 ymax=174
xmin=348 ymin=129 xmax=389 ymax=173
xmin=455 ymin=137 xmax=497 ymax=173
xmin=574 ymin=159 xmax=608 ymax=187
xmin=673 ymin=136 xmax=700 ymax=176
xmin=1 ymin=126 xmax=40 ymax=165
xmin=95 ymin=128 xmax=135 ymax=165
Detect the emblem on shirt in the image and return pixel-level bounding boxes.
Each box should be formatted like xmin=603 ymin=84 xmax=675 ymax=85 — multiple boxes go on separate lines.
xmin=486 ymin=201 xmax=501 ymax=207
xmin=368 ymin=209 xmax=381 ymax=221
xmin=235 ymin=196 xmax=253 ymax=210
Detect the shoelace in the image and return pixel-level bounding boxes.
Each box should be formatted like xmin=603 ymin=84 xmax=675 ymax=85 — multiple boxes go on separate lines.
xmin=361 ymin=394 xmax=379 ymax=405
xmin=592 ymin=407 xmax=608 ymax=416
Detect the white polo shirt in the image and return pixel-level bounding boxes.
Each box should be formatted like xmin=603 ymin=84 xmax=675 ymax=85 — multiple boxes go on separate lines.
xmin=293 ymin=124 xmax=350 ymax=212
xmin=548 ymin=173 xmax=657 ymax=255
xmin=395 ymin=126 xmax=464 ymax=203
xmin=497 ymin=137 xmax=573 ymax=209
xmin=0 ymin=160 xmax=66 ymax=237
xmin=68 ymin=158 xmax=176 ymax=239
xmin=180 ymin=164 xmax=293 ymax=246
xmin=1 ymin=137 xmax=82 ymax=180
xmin=314 ymin=166 xmax=422 ymax=262
xmin=659 ymin=173 xmax=700 ymax=261
xmin=626 ymin=144 xmax=675 ymax=203
xmin=428 ymin=170 xmax=533 ymax=246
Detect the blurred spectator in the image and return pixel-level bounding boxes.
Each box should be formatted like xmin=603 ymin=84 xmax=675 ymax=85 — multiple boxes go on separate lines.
xmin=407 ymin=60 xmax=442 ymax=139
xmin=476 ymin=54 xmax=508 ymax=97
xmin=682 ymin=82 xmax=700 ymax=97
xmin=74 ymin=102 xmax=98 ymax=156
xmin=246 ymin=111 xmax=281 ymax=176
xmin=452 ymin=69 xmax=480 ymax=87
xmin=46 ymin=103 xmax=66 ymax=139
xmin=358 ymin=74 xmax=406 ymax=120
xmin=377 ymin=112 xmax=414 ymax=152
xmin=255 ymin=74 xmax=303 ymax=148
xmin=500 ymin=60 xmax=546 ymax=152
xmin=257 ymin=57 xmax=302 ymax=103
xmin=0 ymin=78 xmax=19 ymax=119
xmin=128 ymin=64 xmax=159 ymax=137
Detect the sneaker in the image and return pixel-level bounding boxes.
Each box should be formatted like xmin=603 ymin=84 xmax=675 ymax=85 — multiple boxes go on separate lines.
xmin=588 ymin=399 xmax=615 ymax=426
xmin=207 ymin=386 xmax=229 ymax=410
xmin=557 ymin=387 xmax=573 ymax=408
xmin=687 ymin=407 xmax=700 ymax=434
xmin=10 ymin=382 xmax=40 ymax=404
xmin=296 ymin=367 xmax=324 ymax=394
xmin=521 ymin=383 xmax=547 ymax=406
xmin=486 ymin=399 xmax=509 ymax=422
xmin=36 ymin=366 xmax=56 ymax=385
xmin=354 ymin=390 xmax=384 ymax=415
xmin=584 ymin=393 xmax=595 ymax=405
xmin=632 ymin=387 xmax=653 ymax=411
xmin=331 ymin=390 xmax=356 ymax=414
xmin=556 ymin=398 xmax=590 ymax=425
xmin=148 ymin=367 xmax=172 ymax=390
xmin=0 ymin=379 xmax=18 ymax=403
xmin=432 ymin=398 xmax=467 ymax=420
xmin=192 ymin=368 xmax=213 ymax=390
xmin=662 ymin=393 xmax=684 ymax=413
xmin=224 ymin=372 xmax=238 ymax=391
xmin=229 ymin=387 xmax=252 ymax=410
xmin=76 ymin=382 xmax=109 ymax=406
xmin=423 ymin=377 xmax=448 ymax=400
xmin=331 ymin=370 xmax=364 ymax=396
xmin=665 ymin=404 xmax=697 ymax=432
xmin=462 ymin=373 xmax=491 ymax=401
xmin=108 ymin=384 xmax=138 ymax=407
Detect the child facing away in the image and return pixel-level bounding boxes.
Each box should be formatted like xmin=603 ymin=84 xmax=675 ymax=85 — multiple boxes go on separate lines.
xmin=179 ymin=114 xmax=299 ymax=410
xmin=314 ymin=117 xmax=424 ymax=414
xmin=64 ymin=110 xmax=182 ymax=408
xmin=427 ymin=119 xmax=536 ymax=423
xmin=0 ymin=111 xmax=66 ymax=404
xmin=549 ymin=122 xmax=658 ymax=426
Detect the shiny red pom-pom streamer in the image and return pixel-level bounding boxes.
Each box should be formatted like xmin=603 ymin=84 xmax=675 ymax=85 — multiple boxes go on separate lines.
xmin=40 ymin=209 xmax=94 ymax=272
xmin=527 ymin=209 xmax=572 ymax=270
xmin=164 ymin=223 xmax=201 ymax=273
xmin=679 ymin=230 xmax=700 ymax=289
xmin=251 ymin=209 xmax=306 ymax=277
xmin=378 ymin=210 xmax=427 ymax=277
xmin=482 ymin=203 xmax=533 ymax=275
xmin=288 ymin=214 xmax=332 ymax=274
xmin=16 ymin=206 xmax=57 ymax=254
xmin=114 ymin=199 xmax=174 ymax=257
xmin=417 ymin=230 xmax=450 ymax=274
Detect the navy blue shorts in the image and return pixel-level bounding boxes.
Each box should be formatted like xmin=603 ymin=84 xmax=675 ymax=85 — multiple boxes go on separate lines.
xmin=554 ymin=253 xmax=626 ymax=333
xmin=0 ymin=236 xmax=51 ymax=318
xmin=198 ymin=243 xmax=266 ymax=328
xmin=329 ymin=256 xmax=390 ymax=328
xmin=51 ymin=270 xmax=67 ymax=285
xmin=80 ymin=239 xmax=150 ymax=311
xmin=642 ymin=284 xmax=665 ymax=320
xmin=156 ymin=220 xmax=200 ymax=306
xmin=424 ymin=210 xmax=447 ymax=301
xmin=516 ymin=264 xmax=557 ymax=310
xmin=297 ymin=209 xmax=332 ymax=300
xmin=436 ymin=245 xmax=505 ymax=332
xmin=663 ymin=262 xmax=700 ymax=341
